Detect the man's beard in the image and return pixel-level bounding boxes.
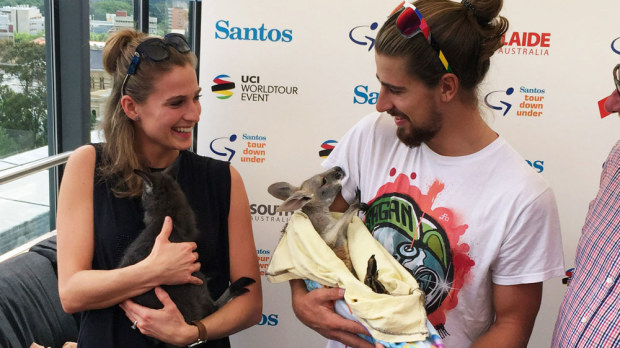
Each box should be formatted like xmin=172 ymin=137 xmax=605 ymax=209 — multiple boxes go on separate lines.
xmin=391 ymin=110 xmax=442 ymax=148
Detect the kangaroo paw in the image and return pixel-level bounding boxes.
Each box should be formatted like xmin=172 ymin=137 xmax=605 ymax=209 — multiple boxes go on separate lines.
xmin=351 ymin=188 xmax=368 ymax=212
xmin=364 ymin=255 xmax=389 ymax=294
xmin=229 ymin=277 xmax=255 ymax=295
xmin=214 ymin=277 xmax=256 ymax=308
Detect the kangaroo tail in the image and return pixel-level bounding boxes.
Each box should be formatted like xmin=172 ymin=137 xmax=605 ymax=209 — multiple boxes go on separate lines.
xmin=214 ymin=277 xmax=256 ymax=308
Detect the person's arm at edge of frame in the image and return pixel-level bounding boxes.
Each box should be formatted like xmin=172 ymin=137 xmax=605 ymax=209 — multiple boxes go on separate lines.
xmin=191 ymin=165 xmax=263 ymax=341
xmin=289 ymin=192 xmax=376 ymax=348
xmin=57 ymin=145 xmax=202 ymax=313
xmin=471 ymin=282 xmax=542 ymax=348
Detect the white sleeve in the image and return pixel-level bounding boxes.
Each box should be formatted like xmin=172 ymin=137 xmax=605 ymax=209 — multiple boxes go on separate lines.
xmin=491 ymin=187 xmax=565 ymax=285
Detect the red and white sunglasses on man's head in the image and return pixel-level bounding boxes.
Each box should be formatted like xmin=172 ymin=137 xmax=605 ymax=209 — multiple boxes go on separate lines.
xmin=393 ymin=0 xmax=453 ymax=73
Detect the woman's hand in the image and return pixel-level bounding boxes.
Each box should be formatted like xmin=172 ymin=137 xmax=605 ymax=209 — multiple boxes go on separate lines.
xmin=143 ymin=216 xmax=203 ymax=286
xmin=120 ymin=287 xmax=198 ymax=346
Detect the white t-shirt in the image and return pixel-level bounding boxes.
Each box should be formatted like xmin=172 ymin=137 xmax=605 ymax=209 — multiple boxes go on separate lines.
xmin=322 ymin=112 xmax=564 ymax=347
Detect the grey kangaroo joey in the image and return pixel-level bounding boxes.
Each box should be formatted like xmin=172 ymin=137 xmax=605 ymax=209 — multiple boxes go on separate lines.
xmin=117 ymin=158 xmax=255 ymax=326
xmin=267 ymin=166 xmax=388 ymax=294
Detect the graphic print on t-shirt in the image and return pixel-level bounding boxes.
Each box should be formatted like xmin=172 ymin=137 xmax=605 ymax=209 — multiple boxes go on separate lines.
xmin=363 ymin=169 xmax=474 ymax=337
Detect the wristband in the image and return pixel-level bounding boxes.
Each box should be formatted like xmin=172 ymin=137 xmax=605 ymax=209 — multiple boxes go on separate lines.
xmin=187 ymin=320 xmax=208 ymax=347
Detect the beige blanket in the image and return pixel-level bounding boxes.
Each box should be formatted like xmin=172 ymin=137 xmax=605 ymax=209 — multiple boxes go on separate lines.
xmin=266 ymin=211 xmax=428 ymax=342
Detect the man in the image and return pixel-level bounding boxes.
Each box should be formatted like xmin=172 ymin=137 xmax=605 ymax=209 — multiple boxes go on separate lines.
xmin=551 ymin=66 xmax=620 ymax=347
xmin=289 ymin=1 xmax=564 ymax=347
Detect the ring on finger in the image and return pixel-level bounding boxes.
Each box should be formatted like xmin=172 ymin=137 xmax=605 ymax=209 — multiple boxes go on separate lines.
xmin=131 ymin=320 xmax=138 ymax=330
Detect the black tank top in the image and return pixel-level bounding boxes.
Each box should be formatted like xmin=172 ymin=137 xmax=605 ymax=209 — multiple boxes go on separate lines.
xmin=77 ymin=144 xmax=232 ymax=348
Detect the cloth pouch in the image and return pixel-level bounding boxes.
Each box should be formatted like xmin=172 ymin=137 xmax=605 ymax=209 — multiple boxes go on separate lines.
xmin=266 ymin=211 xmax=435 ymax=343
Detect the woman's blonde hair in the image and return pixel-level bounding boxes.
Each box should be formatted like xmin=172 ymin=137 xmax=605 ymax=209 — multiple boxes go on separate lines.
xmin=99 ymin=29 xmax=198 ymax=197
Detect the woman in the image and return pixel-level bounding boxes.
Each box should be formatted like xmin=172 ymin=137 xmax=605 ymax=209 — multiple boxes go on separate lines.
xmin=56 ymin=29 xmax=262 ymax=347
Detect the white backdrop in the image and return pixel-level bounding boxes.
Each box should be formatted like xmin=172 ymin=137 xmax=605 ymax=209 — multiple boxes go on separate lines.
xmin=197 ymin=1 xmax=620 ymax=347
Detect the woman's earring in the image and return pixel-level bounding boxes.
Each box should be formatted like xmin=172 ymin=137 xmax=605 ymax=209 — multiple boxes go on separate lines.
xmin=134 ymin=116 xmax=140 ymax=121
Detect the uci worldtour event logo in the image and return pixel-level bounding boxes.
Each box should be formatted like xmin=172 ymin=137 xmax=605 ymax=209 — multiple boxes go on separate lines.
xmin=498 ymin=31 xmax=550 ymax=56
xmin=364 ymin=169 xmax=474 ymax=337
xmin=209 ymin=133 xmax=267 ymax=164
xmin=211 ymin=74 xmax=299 ymax=102
xmin=484 ymin=86 xmax=546 ymax=117
xmin=214 ymin=20 xmax=292 ymax=43
xmin=211 ymin=74 xmax=235 ymax=99
xmin=319 ymin=140 xmax=337 ymax=158
xmin=349 ymin=22 xmax=379 ymax=51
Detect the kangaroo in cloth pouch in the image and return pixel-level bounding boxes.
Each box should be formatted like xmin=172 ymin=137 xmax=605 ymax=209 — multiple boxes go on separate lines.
xmin=266 ymin=167 xmax=444 ymax=347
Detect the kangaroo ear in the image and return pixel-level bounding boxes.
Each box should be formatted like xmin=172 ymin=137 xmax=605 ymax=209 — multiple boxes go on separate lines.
xmin=134 ymin=169 xmax=153 ymax=193
xmin=277 ymin=191 xmax=312 ymax=212
xmin=268 ymin=182 xmax=297 ymax=200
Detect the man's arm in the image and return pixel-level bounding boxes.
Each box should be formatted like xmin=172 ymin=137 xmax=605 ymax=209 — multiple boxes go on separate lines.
xmin=290 ymin=279 xmax=375 ymax=348
xmin=472 ymin=282 xmax=542 ymax=348
xmin=288 ymin=192 xmax=377 ymax=348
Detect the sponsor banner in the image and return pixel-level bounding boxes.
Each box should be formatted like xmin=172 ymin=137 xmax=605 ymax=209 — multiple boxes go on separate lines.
xmin=199 ymin=1 xmax=620 ymax=347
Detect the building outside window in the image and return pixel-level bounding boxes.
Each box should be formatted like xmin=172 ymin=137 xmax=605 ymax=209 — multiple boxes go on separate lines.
xmin=0 ymin=0 xmax=197 ymax=257
xmin=0 ymin=1 xmax=49 ymax=255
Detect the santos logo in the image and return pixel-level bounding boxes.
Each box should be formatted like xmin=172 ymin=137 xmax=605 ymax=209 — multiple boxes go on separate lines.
xmin=349 ymin=22 xmax=379 ymax=51
xmin=612 ymin=37 xmax=620 ymax=55
xmin=353 ymin=85 xmax=379 ymax=104
xmin=526 ymin=160 xmax=544 ymax=173
xmin=485 ymin=86 xmax=546 ymax=117
xmin=498 ymin=32 xmax=550 ymax=56
xmin=209 ymin=133 xmax=267 ymax=164
xmin=215 ymin=20 xmax=292 ymax=43
xmin=258 ymin=313 xmax=279 ymax=326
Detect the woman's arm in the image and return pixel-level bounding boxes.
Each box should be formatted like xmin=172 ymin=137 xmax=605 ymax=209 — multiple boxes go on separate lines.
xmin=57 ymin=145 xmax=202 ymax=313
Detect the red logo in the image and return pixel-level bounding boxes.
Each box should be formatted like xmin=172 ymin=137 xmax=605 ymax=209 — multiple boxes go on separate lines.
xmin=498 ymin=32 xmax=551 ymax=56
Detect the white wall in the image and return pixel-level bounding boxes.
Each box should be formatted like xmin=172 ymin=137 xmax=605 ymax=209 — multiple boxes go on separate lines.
xmin=197 ymin=1 xmax=620 ymax=347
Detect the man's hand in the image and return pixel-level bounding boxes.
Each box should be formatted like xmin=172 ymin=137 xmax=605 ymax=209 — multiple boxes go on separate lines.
xmin=290 ymin=280 xmax=375 ymax=348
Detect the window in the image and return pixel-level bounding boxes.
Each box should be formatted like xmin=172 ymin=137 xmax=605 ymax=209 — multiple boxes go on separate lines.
xmin=1 ymin=0 xmax=201 ymax=257
xmin=0 ymin=0 xmax=50 ymax=255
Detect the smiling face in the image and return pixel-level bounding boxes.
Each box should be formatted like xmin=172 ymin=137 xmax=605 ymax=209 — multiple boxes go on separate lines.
xmin=132 ymin=63 xmax=201 ymax=166
xmin=374 ymin=53 xmax=443 ymax=148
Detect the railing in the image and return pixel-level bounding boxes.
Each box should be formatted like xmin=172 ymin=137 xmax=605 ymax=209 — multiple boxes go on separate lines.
xmin=0 ymin=151 xmax=72 ymax=185
xmin=0 ymin=151 xmax=72 ymax=262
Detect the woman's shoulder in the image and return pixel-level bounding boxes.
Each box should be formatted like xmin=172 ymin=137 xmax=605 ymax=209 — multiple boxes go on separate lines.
xmin=67 ymin=144 xmax=97 ymax=168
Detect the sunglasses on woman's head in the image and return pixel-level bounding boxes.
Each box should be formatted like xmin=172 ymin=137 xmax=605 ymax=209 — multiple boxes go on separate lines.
xmin=121 ymin=33 xmax=191 ymax=96
xmin=394 ymin=0 xmax=453 ymax=73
